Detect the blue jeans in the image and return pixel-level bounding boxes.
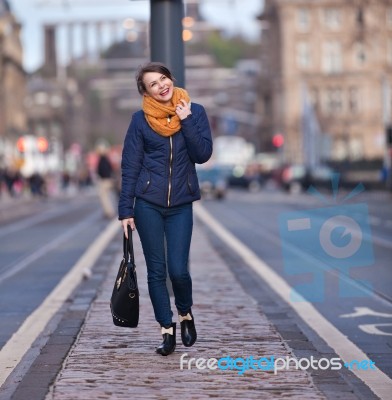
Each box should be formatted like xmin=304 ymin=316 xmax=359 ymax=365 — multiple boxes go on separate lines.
xmin=134 ymin=198 xmax=193 ymax=327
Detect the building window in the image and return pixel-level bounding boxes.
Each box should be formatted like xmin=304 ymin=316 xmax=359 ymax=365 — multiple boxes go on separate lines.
xmin=297 ymin=8 xmax=310 ymax=31
xmin=325 ymin=88 xmax=343 ymax=114
xmin=322 ymin=41 xmax=342 ymax=73
xmin=322 ymin=88 xmax=342 ymax=114
xmin=348 ymin=87 xmax=360 ymax=113
xmin=388 ymin=8 xmax=392 ymax=27
xmin=34 ymin=92 xmax=49 ymax=105
xmin=354 ymin=42 xmax=367 ymax=66
xmin=296 ymin=42 xmax=312 ymax=69
xmin=356 ymin=7 xmax=365 ymax=28
xmin=349 ymin=137 xmax=364 ymax=160
xmin=333 ymin=138 xmax=348 ymax=160
xmin=388 ymin=40 xmax=392 ymax=65
xmin=323 ymin=8 xmax=342 ymax=30
xmin=263 ymin=94 xmax=272 ymax=116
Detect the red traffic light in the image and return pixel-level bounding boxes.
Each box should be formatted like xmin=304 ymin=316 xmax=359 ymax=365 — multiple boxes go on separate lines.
xmin=16 ymin=137 xmax=26 ymax=152
xmin=16 ymin=136 xmax=49 ymax=153
xmin=272 ymin=133 xmax=284 ymax=148
xmin=37 ymin=137 xmax=49 ymax=153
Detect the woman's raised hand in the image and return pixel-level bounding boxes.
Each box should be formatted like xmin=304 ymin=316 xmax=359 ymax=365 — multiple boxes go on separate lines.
xmin=175 ymin=99 xmax=191 ymax=120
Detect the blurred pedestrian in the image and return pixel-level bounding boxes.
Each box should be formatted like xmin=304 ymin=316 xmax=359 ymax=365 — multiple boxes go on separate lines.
xmin=96 ymin=144 xmax=115 ymax=218
xmin=78 ymin=166 xmax=93 ymax=190
xmin=4 ymin=168 xmax=21 ymax=197
xmin=118 ymin=62 xmax=213 ymax=356
xmin=28 ymin=172 xmax=46 ymax=197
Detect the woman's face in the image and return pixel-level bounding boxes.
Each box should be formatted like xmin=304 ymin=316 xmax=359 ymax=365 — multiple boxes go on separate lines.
xmin=143 ymin=72 xmax=174 ymax=105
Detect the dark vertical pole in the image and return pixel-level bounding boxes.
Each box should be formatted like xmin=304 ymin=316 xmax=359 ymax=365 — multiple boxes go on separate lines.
xmin=150 ymin=1 xmax=186 ymax=294
xmin=150 ymin=0 xmax=185 ymax=88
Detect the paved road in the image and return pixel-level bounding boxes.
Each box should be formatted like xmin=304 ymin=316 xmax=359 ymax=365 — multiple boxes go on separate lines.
xmin=0 ymin=192 xmax=110 ymax=349
xmin=201 ymin=187 xmax=392 ymax=379
xmin=0 ymin=187 xmax=391 ymax=399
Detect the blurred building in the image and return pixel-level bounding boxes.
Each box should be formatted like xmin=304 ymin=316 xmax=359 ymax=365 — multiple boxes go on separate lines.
xmin=23 ymin=18 xmax=150 ymax=176
xmin=32 ymin=2 xmax=261 ymax=153
xmin=258 ymin=0 xmax=392 ymax=164
xmin=0 ymin=0 xmax=27 ymax=168
xmin=94 ymin=14 xmax=258 ymax=145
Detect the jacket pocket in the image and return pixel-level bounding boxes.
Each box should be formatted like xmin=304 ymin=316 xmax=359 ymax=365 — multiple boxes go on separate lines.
xmin=187 ymin=171 xmax=198 ymax=195
xmin=137 ymin=169 xmax=151 ymax=194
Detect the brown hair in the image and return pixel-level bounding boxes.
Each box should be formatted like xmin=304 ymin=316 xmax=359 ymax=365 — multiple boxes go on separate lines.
xmin=135 ymin=62 xmax=175 ymax=95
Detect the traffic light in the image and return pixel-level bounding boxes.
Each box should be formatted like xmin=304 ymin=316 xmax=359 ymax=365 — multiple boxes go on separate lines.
xmin=272 ymin=133 xmax=284 ymax=148
xmin=16 ymin=137 xmax=26 ymax=153
xmin=16 ymin=136 xmax=49 ymax=153
xmin=37 ymin=137 xmax=49 ymax=153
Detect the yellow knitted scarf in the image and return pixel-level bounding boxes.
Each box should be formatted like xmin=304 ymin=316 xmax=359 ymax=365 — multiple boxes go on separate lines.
xmin=142 ymin=87 xmax=190 ymax=137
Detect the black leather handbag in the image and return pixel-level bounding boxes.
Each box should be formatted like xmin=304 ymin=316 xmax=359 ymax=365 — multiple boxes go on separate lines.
xmin=110 ymin=226 xmax=139 ymax=328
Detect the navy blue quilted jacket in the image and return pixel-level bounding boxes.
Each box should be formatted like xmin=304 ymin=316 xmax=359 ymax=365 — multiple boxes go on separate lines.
xmin=118 ymin=103 xmax=213 ymax=219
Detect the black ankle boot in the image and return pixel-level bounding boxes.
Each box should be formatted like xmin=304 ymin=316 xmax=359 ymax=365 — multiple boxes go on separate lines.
xmin=156 ymin=322 xmax=176 ymax=356
xmin=179 ymin=310 xmax=197 ymax=347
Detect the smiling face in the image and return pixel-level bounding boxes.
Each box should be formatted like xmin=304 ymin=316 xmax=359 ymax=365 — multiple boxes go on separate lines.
xmin=143 ymin=72 xmax=174 ymax=105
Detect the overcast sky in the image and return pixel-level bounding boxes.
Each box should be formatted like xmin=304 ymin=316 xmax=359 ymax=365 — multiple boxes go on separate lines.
xmin=9 ymin=0 xmax=263 ymax=72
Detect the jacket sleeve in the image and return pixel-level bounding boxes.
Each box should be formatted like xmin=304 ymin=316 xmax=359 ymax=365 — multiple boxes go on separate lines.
xmin=180 ymin=104 xmax=213 ymax=164
xmin=118 ymin=115 xmax=144 ymax=219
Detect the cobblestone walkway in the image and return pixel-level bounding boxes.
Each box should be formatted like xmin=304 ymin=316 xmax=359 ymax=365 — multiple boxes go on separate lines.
xmin=47 ymin=219 xmax=325 ymax=400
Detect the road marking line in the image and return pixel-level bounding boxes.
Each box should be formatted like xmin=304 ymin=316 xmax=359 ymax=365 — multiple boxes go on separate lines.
xmin=0 ymin=218 xmax=120 ymax=388
xmin=0 ymin=197 xmax=92 ymax=239
xmin=194 ymin=202 xmax=392 ymax=399
xmin=341 ymin=307 xmax=392 ymax=319
xmin=359 ymin=324 xmax=392 ymax=337
xmin=0 ymin=211 xmax=100 ymax=282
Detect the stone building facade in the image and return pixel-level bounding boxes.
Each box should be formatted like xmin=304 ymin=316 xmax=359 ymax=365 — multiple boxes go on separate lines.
xmin=258 ymin=0 xmax=392 ymax=163
xmin=0 ymin=0 xmax=26 ymax=167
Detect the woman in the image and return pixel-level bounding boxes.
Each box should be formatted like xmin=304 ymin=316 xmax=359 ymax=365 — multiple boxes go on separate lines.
xmin=118 ymin=62 xmax=213 ymax=356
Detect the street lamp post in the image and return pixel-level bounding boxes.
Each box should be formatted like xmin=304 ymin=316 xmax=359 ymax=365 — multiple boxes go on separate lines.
xmin=150 ymin=0 xmax=185 ymax=88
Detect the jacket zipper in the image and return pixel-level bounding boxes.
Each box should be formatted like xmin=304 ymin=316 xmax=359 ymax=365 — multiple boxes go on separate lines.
xmin=167 ymin=136 xmax=173 ymax=207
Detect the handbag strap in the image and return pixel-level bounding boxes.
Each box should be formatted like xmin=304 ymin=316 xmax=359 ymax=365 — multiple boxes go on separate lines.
xmin=123 ymin=225 xmax=135 ymax=265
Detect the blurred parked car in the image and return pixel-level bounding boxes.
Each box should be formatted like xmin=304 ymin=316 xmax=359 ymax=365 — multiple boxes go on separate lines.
xmin=227 ymin=163 xmax=265 ymax=192
xmin=277 ymin=164 xmax=334 ymax=193
xmin=197 ymin=166 xmax=229 ymax=200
